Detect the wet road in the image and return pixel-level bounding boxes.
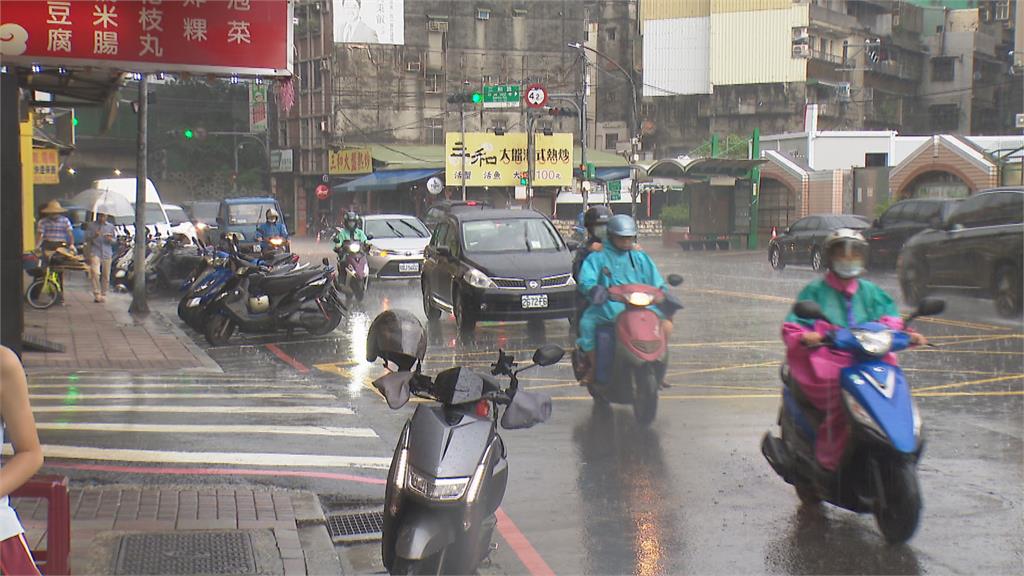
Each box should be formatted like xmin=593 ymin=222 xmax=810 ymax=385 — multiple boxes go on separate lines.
xmin=25 ymin=239 xmax=1023 ymax=574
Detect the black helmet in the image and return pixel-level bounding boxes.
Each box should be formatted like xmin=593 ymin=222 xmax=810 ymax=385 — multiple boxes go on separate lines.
xmin=583 ymin=205 xmax=613 ymax=229
xmin=366 ymin=310 xmax=427 ymax=372
xmin=344 ymin=211 xmax=359 ymax=229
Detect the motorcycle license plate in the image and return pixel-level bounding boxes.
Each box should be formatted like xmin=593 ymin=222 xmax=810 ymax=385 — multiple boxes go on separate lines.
xmin=399 ymin=262 xmax=419 ymax=273
xmin=521 ymin=294 xmax=548 ymax=309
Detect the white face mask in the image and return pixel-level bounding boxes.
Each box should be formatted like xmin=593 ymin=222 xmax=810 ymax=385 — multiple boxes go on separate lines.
xmin=832 ymin=259 xmax=865 ymax=279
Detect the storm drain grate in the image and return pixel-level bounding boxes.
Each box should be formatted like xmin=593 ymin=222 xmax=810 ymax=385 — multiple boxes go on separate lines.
xmin=113 ymin=531 xmax=257 ymax=575
xmin=326 ymin=511 xmax=384 ymax=542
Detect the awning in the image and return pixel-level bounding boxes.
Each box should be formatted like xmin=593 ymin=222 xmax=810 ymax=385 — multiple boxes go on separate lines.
xmin=371 ymin=145 xmax=445 ymax=170
xmin=595 ymin=167 xmax=630 ymax=181
xmin=332 ymin=169 xmax=441 ymax=194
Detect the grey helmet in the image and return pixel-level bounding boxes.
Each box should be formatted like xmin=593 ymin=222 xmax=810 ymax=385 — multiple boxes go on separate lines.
xmin=823 ymin=228 xmax=869 ymax=278
xmin=606 ymin=214 xmax=638 ymax=238
xmin=366 ymin=310 xmax=427 ymax=372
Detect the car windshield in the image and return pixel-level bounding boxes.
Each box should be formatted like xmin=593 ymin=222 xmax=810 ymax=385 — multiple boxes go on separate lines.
xmin=462 ymin=219 xmax=562 ymax=253
xmin=166 ymin=208 xmax=188 ymax=225
xmin=228 ymin=203 xmax=276 ymax=225
xmin=831 ymin=215 xmax=870 ymax=228
xmin=189 ymin=203 xmax=219 ymax=221
xmin=364 ymin=218 xmax=429 ymax=239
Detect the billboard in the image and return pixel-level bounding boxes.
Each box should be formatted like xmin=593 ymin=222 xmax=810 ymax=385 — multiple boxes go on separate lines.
xmin=0 ymin=1 xmax=292 ymax=76
xmin=446 ymin=133 xmax=573 ymax=187
xmin=33 ymin=149 xmax=60 ymax=184
xmin=329 ymin=147 xmax=373 ymax=175
xmin=332 ymin=0 xmax=404 ymax=45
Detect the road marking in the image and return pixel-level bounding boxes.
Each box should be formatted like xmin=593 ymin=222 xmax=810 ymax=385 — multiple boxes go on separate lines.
xmin=265 ymin=343 xmax=310 ymax=373
xmin=908 ymin=348 xmax=1024 ymax=356
xmin=2 ymin=444 xmax=391 ymax=470
xmin=32 ymin=405 xmax=354 ymax=415
xmin=670 ymin=339 xmax=778 ymax=349
xmin=496 ymin=507 xmax=556 ymax=576
xmin=665 ymin=361 xmax=777 ymax=377
xmin=916 ymin=390 xmax=1024 ymax=398
xmin=689 ymin=288 xmax=790 ymax=304
xmin=914 ymin=373 xmax=1024 ymax=393
xmin=42 ymin=462 xmax=387 ymax=485
xmin=551 ymin=393 xmax=778 ymax=401
xmin=28 ymin=382 xmax=317 ymax=390
xmin=33 ymin=422 xmax=377 ymax=438
xmin=933 ymin=334 xmax=1024 ymax=347
xmin=30 ymin=392 xmax=335 ymax=401
xmin=916 ymin=316 xmax=1012 ymax=332
xmin=314 ymin=363 xmax=351 ymax=377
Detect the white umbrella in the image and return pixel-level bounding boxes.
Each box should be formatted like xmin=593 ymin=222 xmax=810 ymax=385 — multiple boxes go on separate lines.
xmin=68 ymin=188 xmax=135 ymax=218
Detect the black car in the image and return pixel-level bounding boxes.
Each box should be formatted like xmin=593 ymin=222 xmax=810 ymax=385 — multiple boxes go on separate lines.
xmin=421 ymin=208 xmax=576 ymax=332
xmin=864 ymin=198 xmax=960 ymax=268
xmin=423 ymin=200 xmax=492 ymax=230
xmin=768 ymin=213 xmax=871 ymax=271
xmin=898 ymin=188 xmax=1023 ymax=317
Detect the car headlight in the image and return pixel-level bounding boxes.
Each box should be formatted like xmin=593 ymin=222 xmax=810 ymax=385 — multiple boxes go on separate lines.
xmin=347 ymin=242 xmax=361 ymax=253
xmin=195 ymin=222 xmax=208 ymax=230
xmin=370 ymin=246 xmax=388 ymax=257
xmin=627 ymin=292 xmax=655 ymax=307
xmin=407 ymin=468 xmax=470 ymax=501
xmin=853 ymin=329 xmax=893 ymax=356
xmin=463 ymin=267 xmax=496 ymax=289
xmin=843 ymin=390 xmax=887 ymax=439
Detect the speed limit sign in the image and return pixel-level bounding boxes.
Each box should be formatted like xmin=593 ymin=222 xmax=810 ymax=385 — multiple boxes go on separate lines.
xmin=524 ymin=83 xmax=548 ymax=109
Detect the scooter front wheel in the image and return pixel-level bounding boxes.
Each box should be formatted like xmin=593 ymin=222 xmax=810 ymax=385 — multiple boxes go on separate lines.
xmin=633 ymin=364 xmax=659 ymax=426
xmin=874 ymin=458 xmax=921 ymax=544
xmin=204 ymin=314 xmax=236 ymax=346
xmin=389 ymin=551 xmax=444 ymax=576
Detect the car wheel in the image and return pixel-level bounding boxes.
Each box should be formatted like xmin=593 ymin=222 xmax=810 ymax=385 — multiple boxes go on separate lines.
xmin=453 ymin=290 xmax=477 ymax=333
xmin=769 ymin=246 xmax=786 ymax=271
xmin=810 ymin=247 xmax=823 ymax=272
xmin=421 ymin=281 xmax=441 ymax=320
xmin=900 ymin=262 xmax=928 ymax=307
xmin=994 ymin=264 xmax=1023 ymax=318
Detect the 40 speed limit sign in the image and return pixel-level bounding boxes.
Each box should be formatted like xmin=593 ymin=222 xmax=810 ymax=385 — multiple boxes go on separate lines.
xmin=524 ymin=83 xmax=548 ymax=109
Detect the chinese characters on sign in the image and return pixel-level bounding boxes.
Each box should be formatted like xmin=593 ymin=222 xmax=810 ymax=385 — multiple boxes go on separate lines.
xmin=445 ymin=133 xmax=573 ymax=187
xmin=329 ymin=148 xmax=373 ymax=176
xmin=33 ymin=149 xmax=60 ymax=184
xmin=1 ymin=1 xmax=291 ymax=76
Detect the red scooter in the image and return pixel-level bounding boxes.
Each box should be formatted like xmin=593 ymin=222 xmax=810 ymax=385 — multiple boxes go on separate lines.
xmin=334 ymin=238 xmax=370 ymax=304
xmin=575 ymin=274 xmax=683 ymax=425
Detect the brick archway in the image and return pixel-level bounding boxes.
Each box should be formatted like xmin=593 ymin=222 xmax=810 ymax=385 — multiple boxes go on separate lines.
xmin=890 ymin=136 xmax=997 ymax=199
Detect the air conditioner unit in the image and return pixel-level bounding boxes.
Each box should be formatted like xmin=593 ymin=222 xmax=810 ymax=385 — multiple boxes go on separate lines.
xmin=406 ymin=61 xmax=422 ymax=72
xmin=792 ymin=26 xmax=809 ymax=42
xmin=428 ymin=20 xmax=448 ymax=33
xmin=477 ymin=9 xmax=491 ymax=21
xmin=836 ymin=82 xmax=851 ymax=102
xmin=792 ymin=44 xmax=810 ymax=59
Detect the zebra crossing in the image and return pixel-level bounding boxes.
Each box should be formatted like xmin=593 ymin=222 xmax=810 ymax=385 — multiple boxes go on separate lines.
xmin=13 ymin=373 xmax=394 ymax=472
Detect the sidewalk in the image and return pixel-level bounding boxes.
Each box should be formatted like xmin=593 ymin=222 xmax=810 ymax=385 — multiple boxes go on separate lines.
xmin=21 ymin=278 xmax=220 ymax=373
xmin=12 ymin=485 xmax=340 ymax=575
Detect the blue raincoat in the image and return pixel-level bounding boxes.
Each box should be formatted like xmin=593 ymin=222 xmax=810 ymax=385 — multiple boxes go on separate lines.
xmin=575 ymin=244 xmax=666 ymax=352
xmin=254 ymin=221 xmax=288 ymax=250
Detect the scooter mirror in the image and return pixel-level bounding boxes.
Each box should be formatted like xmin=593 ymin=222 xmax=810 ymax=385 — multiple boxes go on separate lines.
xmin=532 ymin=344 xmax=565 ymax=367
xmin=793 ymin=300 xmax=827 ymax=321
xmin=667 ymin=274 xmax=684 ymax=287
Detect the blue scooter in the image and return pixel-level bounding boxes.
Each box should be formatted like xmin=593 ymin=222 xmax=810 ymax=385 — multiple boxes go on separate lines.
xmin=762 ymin=297 xmax=945 ymax=544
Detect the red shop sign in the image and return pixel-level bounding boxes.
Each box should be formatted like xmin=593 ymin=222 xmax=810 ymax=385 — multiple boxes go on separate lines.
xmin=0 ymin=0 xmax=292 ymax=76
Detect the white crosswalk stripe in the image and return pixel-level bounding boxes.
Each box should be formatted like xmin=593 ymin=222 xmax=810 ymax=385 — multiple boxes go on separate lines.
xmin=33 ymin=422 xmax=377 ymax=438
xmin=32 ymin=405 xmax=355 ymax=414
xmin=30 ymin=392 xmax=335 ymax=400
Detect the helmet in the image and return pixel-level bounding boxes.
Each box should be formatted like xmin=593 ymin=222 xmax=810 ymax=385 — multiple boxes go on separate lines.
xmin=583 ymin=205 xmax=613 ymax=229
xmin=366 ymin=310 xmax=427 ymax=372
xmin=823 ymin=228 xmax=869 ymax=278
xmin=606 ymin=214 xmax=638 ymax=238
xmin=266 ymin=208 xmax=279 ymax=222
xmin=344 ymin=211 xmax=359 ymax=229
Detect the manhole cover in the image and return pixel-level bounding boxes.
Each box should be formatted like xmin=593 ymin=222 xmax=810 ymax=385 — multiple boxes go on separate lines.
xmin=326 ymin=511 xmax=384 ymax=542
xmin=113 ymin=531 xmax=257 ymax=575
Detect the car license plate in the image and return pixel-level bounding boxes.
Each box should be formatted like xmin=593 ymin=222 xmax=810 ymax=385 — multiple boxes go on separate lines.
xmin=521 ymin=294 xmax=548 ymax=309
xmin=399 ymin=262 xmax=419 ymax=273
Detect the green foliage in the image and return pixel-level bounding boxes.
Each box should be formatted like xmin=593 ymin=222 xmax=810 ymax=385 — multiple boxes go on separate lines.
xmin=874 ymin=198 xmax=892 ymax=218
xmin=661 ymin=203 xmax=690 ymax=227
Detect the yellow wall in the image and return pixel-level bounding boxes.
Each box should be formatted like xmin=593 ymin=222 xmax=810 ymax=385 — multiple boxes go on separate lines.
xmin=710 ymin=4 xmax=808 ymax=86
xmin=711 ymin=0 xmax=794 ymax=14
xmin=641 ymin=0 xmax=709 ymax=22
xmin=20 ymin=111 xmax=34 ymax=251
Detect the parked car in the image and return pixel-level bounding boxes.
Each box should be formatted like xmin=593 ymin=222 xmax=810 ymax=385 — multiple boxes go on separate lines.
xmin=163 ymin=204 xmax=198 ymax=243
xmin=898 ymin=188 xmax=1023 ymax=317
xmin=768 ymin=213 xmax=871 ymax=271
xmin=217 ymin=197 xmax=285 ymax=252
xmin=361 ymin=214 xmax=431 ymax=280
xmin=421 ymin=208 xmax=576 ymax=332
xmin=423 ymin=200 xmax=492 ymax=230
xmin=864 ymin=198 xmax=960 ymax=268
xmin=183 ymin=201 xmax=220 ymax=243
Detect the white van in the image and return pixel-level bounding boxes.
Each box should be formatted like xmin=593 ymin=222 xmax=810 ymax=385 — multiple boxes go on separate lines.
xmin=91 ymin=178 xmax=173 ymax=237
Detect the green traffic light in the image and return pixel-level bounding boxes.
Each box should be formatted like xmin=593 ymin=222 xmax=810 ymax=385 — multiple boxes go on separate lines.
xmin=183 ymin=129 xmax=194 ymax=140
xmin=471 ymin=92 xmax=482 ymax=104
xmin=72 ymin=117 xmax=78 ymax=127
xmin=519 ymin=177 xmax=528 ymax=186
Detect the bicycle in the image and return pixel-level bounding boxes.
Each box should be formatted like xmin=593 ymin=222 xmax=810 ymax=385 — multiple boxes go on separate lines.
xmin=25 ymin=265 xmax=65 ymax=309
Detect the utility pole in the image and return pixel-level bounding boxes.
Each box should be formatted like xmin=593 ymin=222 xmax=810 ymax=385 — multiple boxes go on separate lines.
xmin=232 ymin=133 xmax=239 ymax=195
xmin=129 ymin=74 xmax=149 ymax=315
xmin=748 ymin=128 xmax=761 ymax=250
xmin=0 ymin=71 xmax=24 ymax=354
xmin=580 ymin=50 xmax=589 ymax=208
xmin=461 ymin=80 xmax=469 ymax=201
xmin=527 ymin=112 xmax=536 ymax=209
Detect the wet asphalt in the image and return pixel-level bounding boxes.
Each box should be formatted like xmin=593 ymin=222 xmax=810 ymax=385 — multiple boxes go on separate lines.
xmin=28 ymin=238 xmax=1023 ymax=575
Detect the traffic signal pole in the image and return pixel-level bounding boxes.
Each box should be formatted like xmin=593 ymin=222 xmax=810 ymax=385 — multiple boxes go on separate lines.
xmin=129 ymin=74 xmax=149 ymax=315
xmin=527 ymin=112 xmax=536 ymax=209
xmin=460 ymin=99 xmax=467 ymax=201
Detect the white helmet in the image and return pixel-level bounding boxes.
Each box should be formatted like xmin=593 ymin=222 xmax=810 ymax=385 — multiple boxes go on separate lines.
xmin=266 ymin=208 xmax=279 ymax=222
xmin=823 ymin=228 xmax=868 ymax=278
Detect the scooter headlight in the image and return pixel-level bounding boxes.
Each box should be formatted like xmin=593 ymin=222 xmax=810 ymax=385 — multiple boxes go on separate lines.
xmin=853 ymin=329 xmax=893 ymax=356
xmin=843 ymin=390 xmax=887 ymax=440
xmin=627 ymin=292 xmax=655 ymax=307
xmin=407 ymin=468 xmax=470 ymax=502
xmin=115 ymin=270 xmax=126 ymax=278
xmin=347 ymin=242 xmax=361 ymax=253
xmin=269 ymin=237 xmax=285 ymax=247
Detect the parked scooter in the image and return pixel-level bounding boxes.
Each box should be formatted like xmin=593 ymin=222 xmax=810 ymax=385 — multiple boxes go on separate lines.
xmin=761 ymin=298 xmax=945 ymax=544
xmin=146 ymin=234 xmax=204 ymax=293
xmin=334 ymin=237 xmax=369 ymax=303
xmin=575 ymin=274 xmax=684 ymax=425
xmin=368 ymin=310 xmax=559 ymax=575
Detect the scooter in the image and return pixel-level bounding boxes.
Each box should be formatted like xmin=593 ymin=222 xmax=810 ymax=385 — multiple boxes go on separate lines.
xmin=761 ymin=298 xmax=945 ymax=544
xmin=334 ymin=237 xmax=369 ymax=303
xmin=376 ymin=343 xmax=560 ymax=575
xmin=576 ymin=274 xmax=684 ymax=426
xmin=147 ymin=234 xmax=204 ymax=293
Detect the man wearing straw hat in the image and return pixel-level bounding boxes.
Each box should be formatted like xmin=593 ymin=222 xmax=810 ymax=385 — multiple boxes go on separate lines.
xmin=35 ymin=200 xmax=76 ymax=305
xmin=85 ymin=210 xmax=116 ymax=303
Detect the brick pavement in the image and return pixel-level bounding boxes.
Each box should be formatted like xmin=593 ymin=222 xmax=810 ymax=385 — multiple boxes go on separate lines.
xmin=12 ymin=485 xmax=333 ymax=576
xmin=21 ymin=276 xmax=220 ymax=373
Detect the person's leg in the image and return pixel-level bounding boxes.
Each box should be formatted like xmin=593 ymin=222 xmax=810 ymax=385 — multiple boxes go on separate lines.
xmin=575 ymin=308 xmax=601 ymax=385
xmin=796 ymin=376 xmax=848 ymax=472
xmin=89 ymin=255 xmax=102 ymax=300
xmin=100 ymin=257 xmax=112 ymax=300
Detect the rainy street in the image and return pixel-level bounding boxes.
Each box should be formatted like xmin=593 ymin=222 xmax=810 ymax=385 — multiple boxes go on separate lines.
xmin=27 ymin=238 xmax=1021 ymax=575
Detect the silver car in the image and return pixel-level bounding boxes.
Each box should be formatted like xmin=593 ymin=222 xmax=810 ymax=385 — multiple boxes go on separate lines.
xmin=363 ymin=214 xmax=431 ymax=280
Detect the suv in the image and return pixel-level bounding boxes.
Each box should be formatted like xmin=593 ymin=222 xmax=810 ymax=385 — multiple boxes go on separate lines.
xmin=423 ymin=200 xmax=492 ymax=230
xmin=898 ymin=188 xmax=1023 ymax=317
xmin=865 ymin=198 xmax=959 ymax=268
xmin=421 ymin=208 xmax=575 ymax=332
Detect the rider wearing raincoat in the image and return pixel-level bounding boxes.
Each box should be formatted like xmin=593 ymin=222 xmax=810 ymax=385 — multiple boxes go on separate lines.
xmin=782 ymin=229 xmax=926 ymax=472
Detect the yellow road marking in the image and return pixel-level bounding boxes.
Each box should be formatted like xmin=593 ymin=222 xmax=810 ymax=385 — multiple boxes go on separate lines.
xmin=908 ymin=348 xmax=1024 ymax=356
xmin=933 ymin=334 xmax=1024 ymax=347
xmin=665 ymin=361 xmax=777 ymax=377
xmin=914 ymin=373 xmax=1024 ymax=393
xmin=689 ymin=288 xmax=790 ymax=304
xmin=916 ymin=316 xmax=1012 ymax=332
xmin=916 ymin=390 xmax=1024 ymax=398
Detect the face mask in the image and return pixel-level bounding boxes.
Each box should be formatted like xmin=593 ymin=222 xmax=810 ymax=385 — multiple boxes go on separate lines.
xmin=592 ymin=224 xmax=607 ymax=241
xmin=832 ymin=260 xmax=865 ymax=279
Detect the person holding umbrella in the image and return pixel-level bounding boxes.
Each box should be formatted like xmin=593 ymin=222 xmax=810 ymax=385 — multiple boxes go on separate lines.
xmin=85 ymin=210 xmax=117 ymax=303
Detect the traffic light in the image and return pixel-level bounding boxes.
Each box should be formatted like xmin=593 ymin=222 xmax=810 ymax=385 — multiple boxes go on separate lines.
xmin=471 ymin=92 xmax=482 ymax=104
xmin=586 ymin=162 xmax=596 ymax=179
xmin=447 ymin=92 xmax=483 ymax=104
xmin=519 ymin=176 xmax=529 ymax=186
xmin=546 ymin=107 xmax=576 ymax=117
xmin=183 ymin=128 xmax=194 ymax=140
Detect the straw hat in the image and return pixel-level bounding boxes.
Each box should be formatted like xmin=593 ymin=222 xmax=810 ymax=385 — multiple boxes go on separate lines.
xmin=40 ymin=200 xmax=67 ymax=215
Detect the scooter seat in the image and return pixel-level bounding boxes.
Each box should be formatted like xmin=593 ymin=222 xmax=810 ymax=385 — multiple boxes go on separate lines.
xmin=258 ymin=268 xmax=324 ymax=294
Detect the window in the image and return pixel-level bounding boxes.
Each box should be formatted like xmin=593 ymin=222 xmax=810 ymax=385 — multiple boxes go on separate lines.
xmin=995 ymin=1 xmax=1010 ymax=20
xmin=364 ymin=218 xmax=429 ymax=239
xmin=431 ymin=221 xmax=449 ymax=246
xmin=931 ymin=58 xmax=955 ymax=82
xmin=605 ymin=133 xmax=618 ymax=150
xmin=476 ymin=8 xmax=491 ymax=21
xmin=789 ymin=217 xmax=813 ymax=232
xmin=491 ymin=118 xmax=508 ymax=132
xmin=947 ymin=195 xmax=988 ymax=228
xmin=512 ymin=7 xmax=527 ymax=17
xmin=607 ymin=27 xmax=617 ymax=41
xmin=865 ymin=153 xmax=887 ymax=167
xmin=881 ymin=203 xmax=908 ymax=225
xmin=929 ymin=104 xmax=960 ymax=132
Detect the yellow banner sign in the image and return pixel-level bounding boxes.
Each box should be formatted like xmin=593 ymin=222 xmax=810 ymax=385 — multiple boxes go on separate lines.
xmin=446 ymin=132 xmax=573 ymax=187
xmin=33 ymin=148 xmax=60 ymax=184
xmin=329 ymin=147 xmax=373 ymax=175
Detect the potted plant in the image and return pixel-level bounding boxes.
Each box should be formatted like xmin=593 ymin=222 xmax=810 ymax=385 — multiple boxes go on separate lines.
xmin=660 ymin=202 xmax=690 ymax=247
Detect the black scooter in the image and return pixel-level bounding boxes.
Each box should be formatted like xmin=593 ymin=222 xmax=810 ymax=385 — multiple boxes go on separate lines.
xmin=375 ymin=344 xmax=561 ymax=575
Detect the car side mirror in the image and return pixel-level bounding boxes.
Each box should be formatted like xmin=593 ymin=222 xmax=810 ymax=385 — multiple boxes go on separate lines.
xmin=366 ymin=234 xmax=374 ymax=241
xmin=793 ymin=300 xmax=827 ymax=321
xmin=667 ymin=274 xmax=684 ymax=287
xmin=532 ymin=344 xmax=565 ymax=367
xmin=949 ymin=223 xmax=964 ymax=232
xmin=322 ymin=257 xmax=330 ymax=266
xmin=566 ymin=240 xmax=580 ymax=251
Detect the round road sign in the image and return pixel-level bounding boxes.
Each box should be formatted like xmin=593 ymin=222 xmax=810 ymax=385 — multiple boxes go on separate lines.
xmin=426 ymin=176 xmax=444 ymax=196
xmin=315 ymin=184 xmax=330 ymax=200
xmin=524 ymin=83 xmax=548 ymax=109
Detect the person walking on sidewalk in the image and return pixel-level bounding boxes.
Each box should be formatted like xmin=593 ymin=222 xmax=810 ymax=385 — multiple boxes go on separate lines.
xmin=85 ymin=211 xmax=117 ymax=303
xmin=0 ymin=346 xmax=44 ymax=576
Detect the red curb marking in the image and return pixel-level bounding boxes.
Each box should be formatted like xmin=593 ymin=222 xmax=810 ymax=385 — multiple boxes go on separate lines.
xmin=43 ymin=462 xmax=385 ymax=485
xmin=496 ymin=507 xmax=556 ymax=576
xmin=265 ymin=344 xmax=310 ymax=373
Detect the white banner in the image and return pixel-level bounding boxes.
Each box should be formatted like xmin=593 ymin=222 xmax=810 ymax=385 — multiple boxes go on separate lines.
xmin=333 ymin=0 xmax=405 ymax=45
